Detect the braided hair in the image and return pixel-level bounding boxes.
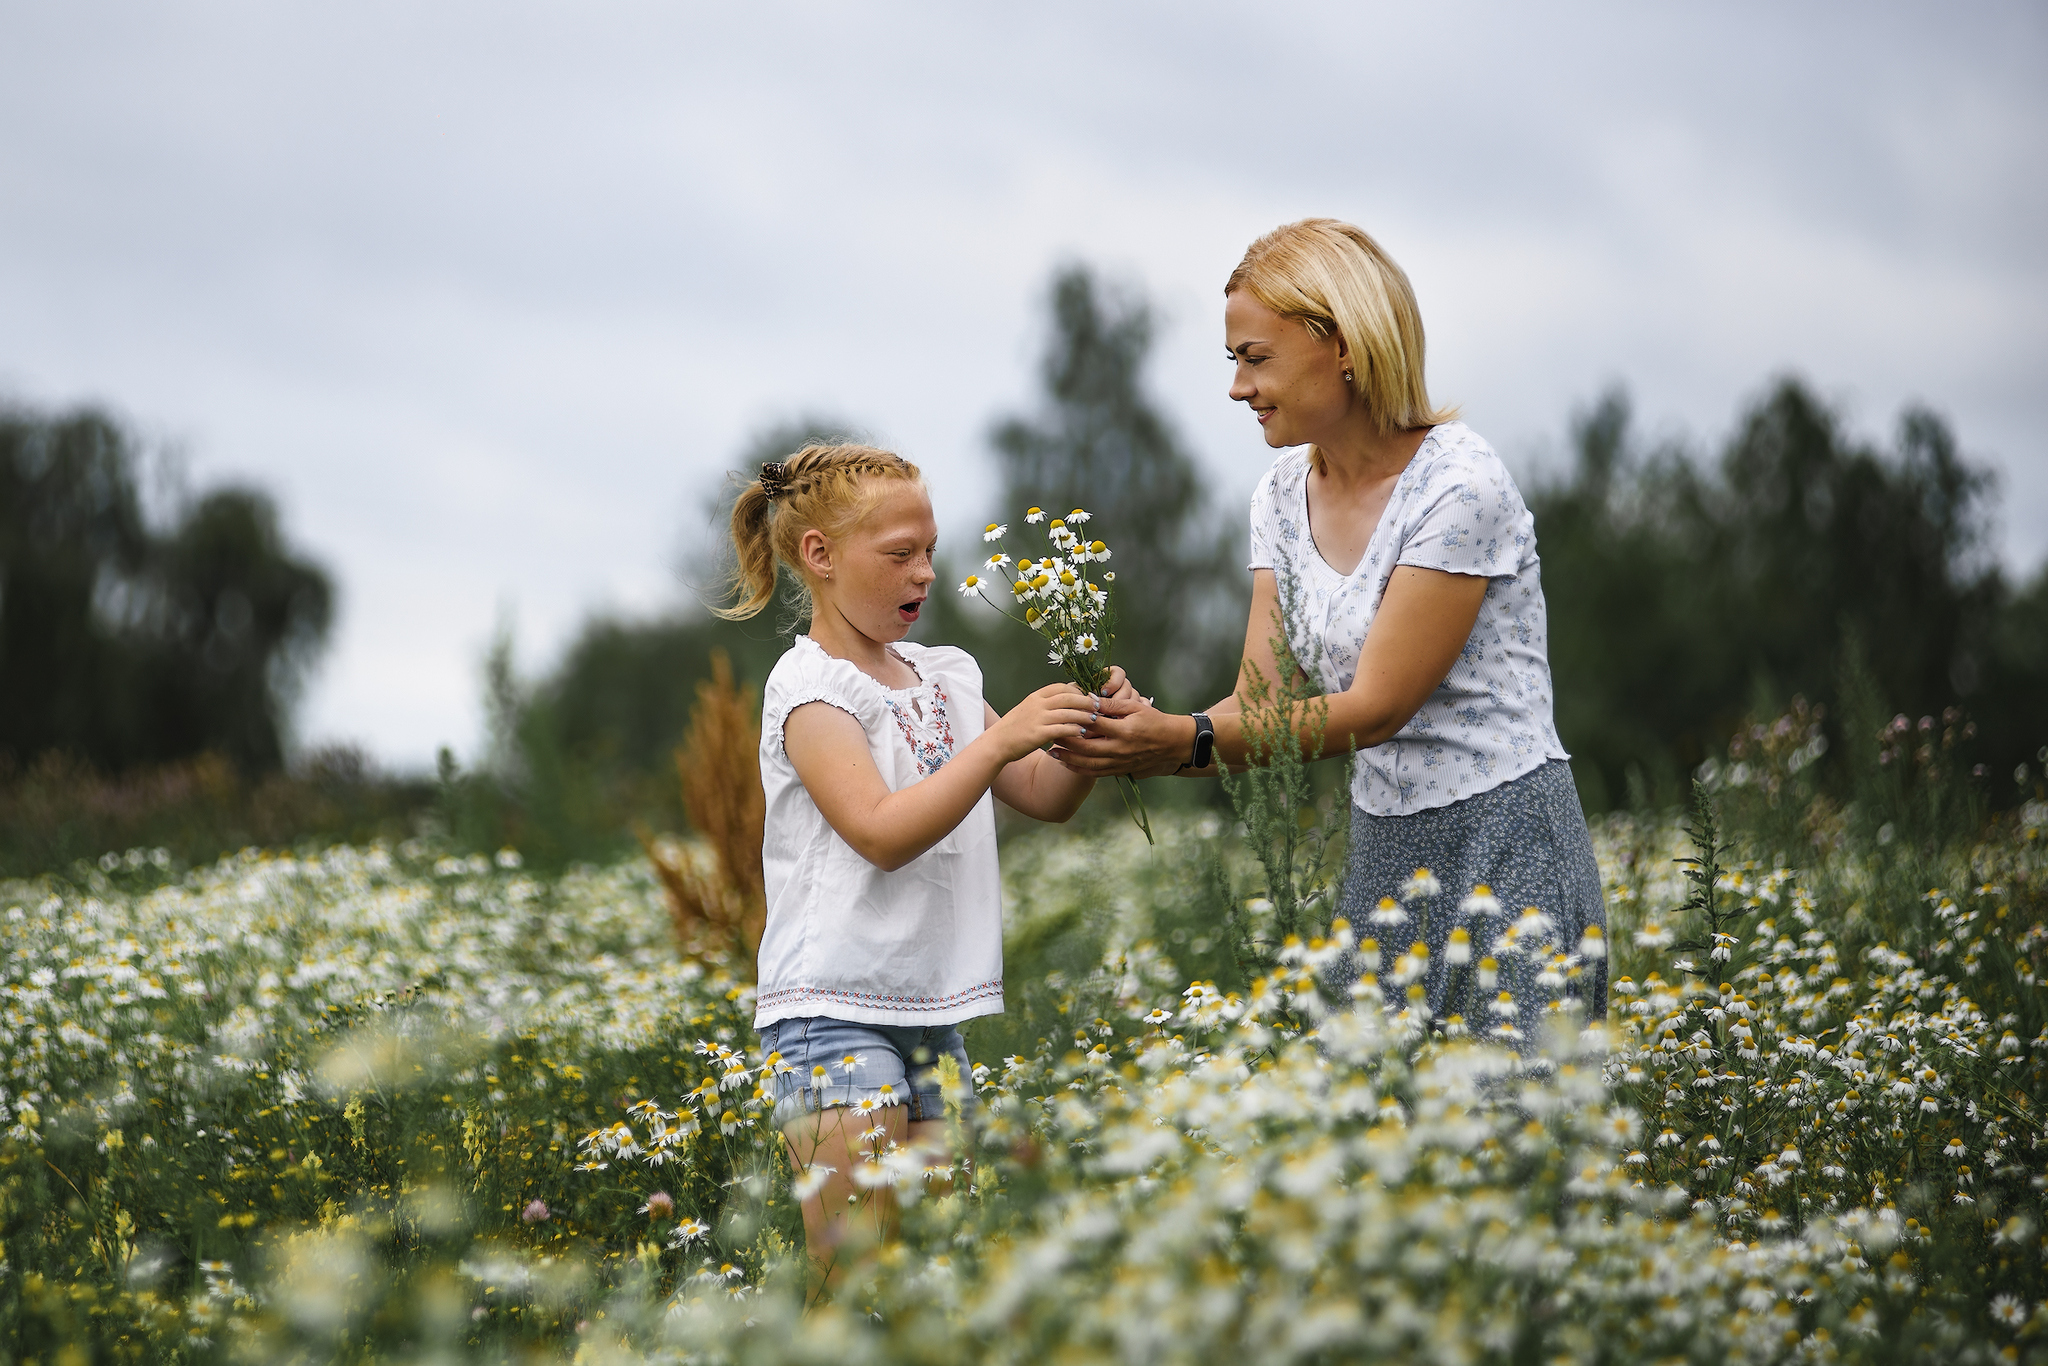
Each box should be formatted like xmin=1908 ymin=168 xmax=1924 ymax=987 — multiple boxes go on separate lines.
xmin=717 ymin=443 xmax=924 ymax=621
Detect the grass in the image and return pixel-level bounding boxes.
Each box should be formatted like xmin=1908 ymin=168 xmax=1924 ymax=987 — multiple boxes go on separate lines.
xmin=2 ymin=693 xmax=2045 ymax=1362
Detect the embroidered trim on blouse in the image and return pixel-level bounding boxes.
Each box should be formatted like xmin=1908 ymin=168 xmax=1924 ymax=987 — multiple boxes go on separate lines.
xmin=756 ymin=978 xmax=1004 ymax=1014
xmin=885 ymin=682 xmax=955 ymax=777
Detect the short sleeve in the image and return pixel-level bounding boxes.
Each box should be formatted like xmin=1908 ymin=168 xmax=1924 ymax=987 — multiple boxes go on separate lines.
xmin=1393 ymin=449 xmax=1527 ymax=579
xmin=762 ymin=646 xmax=873 ymax=757
xmin=1246 ymin=462 xmax=1287 ymax=571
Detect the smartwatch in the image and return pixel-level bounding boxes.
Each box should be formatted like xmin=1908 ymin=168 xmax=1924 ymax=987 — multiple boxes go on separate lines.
xmin=1189 ymin=712 xmax=1215 ymax=770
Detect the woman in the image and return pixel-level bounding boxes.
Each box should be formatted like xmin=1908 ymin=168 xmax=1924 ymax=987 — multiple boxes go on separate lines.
xmin=1060 ymin=218 xmax=1606 ymax=1034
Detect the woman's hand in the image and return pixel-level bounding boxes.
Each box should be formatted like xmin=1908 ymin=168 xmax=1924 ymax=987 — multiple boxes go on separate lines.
xmin=1052 ymin=693 xmax=1198 ymax=778
xmin=988 ymin=683 xmax=1102 ymax=764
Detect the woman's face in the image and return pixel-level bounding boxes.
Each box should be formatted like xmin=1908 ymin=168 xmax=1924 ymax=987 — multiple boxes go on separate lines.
xmin=1224 ymin=290 xmax=1351 ymax=449
xmin=805 ymin=481 xmax=939 ymax=643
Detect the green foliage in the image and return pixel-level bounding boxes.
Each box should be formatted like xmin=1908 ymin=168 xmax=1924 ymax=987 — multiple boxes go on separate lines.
xmin=0 ymin=402 xmax=333 ymax=775
xmin=7 ymin=695 xmax=2048 ymax=1361
xmin=0 ymin=847 xmax=784 ymax=1359
xmin=1535 ymin=380 xmax=2047 ymax=812
xmin=1216 ymin=567 xmax=1351 ymax=981
xmin=0 ymin=746 xmax=432 ymax=879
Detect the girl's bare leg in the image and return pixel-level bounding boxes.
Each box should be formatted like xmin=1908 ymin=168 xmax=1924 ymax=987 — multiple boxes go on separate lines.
xmin=780 ymin=1110 xmax=967 ymax=1300
xmin=781 ymin=1106 xmax=905 ymax=1300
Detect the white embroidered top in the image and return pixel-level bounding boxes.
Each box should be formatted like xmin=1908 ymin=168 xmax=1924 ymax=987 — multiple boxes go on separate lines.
xmin=1246 ymin=421 xmax=1569 ymax=816
xmin=753 ymin=635 xmax=1003 ymax=1029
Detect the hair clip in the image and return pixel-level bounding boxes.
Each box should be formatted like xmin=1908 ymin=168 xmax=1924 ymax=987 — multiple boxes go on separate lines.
xmin=759 ymin=461 xmax=791 ymax=500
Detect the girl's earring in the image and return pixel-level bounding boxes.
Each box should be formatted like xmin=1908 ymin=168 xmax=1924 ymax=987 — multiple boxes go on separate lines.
xmin=1343 ymin=371 xmax=1354 ymax=383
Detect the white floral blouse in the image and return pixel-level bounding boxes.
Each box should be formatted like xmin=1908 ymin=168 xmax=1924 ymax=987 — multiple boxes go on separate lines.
xmin=1246 ymin=421 xmax=1568 ymax=816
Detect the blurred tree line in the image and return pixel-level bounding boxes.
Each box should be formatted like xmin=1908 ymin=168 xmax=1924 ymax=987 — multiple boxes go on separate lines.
xmin=1534 ymin=382 xmax=2048 ymax=813
xmin=0 ymin=405 xmax=424 ymax=873
xmin=5 ymin=267 xmax=2042 ymax=875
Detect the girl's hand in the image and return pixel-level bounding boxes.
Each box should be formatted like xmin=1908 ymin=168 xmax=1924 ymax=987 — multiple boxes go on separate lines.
xmin=1099 ymin=665 xmax=1141 ymax=704
xmin=989 ymin=683 xmax=1101 ymax=763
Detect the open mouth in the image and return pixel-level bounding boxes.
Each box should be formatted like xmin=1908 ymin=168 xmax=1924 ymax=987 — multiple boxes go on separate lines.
xmin=898 ymin=598 xmax=924 ymax=622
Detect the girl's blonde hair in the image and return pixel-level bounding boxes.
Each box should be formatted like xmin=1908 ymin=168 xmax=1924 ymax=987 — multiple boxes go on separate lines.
xmin=1225 ymin=218 xmax=1457 ymax=465
xmin=717 ymin=442 xmax=924 ymax=621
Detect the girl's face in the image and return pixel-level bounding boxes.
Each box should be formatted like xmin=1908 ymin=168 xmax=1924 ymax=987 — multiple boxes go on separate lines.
xmin=1224 ymin=290 xmax=1352 ymax=450
xmin=806 ymin=481 xmax=939 ymax=643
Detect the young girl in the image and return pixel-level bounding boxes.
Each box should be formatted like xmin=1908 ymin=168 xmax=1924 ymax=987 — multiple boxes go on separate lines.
xmin=720 ymin=442 xmax=1109 ymax=1288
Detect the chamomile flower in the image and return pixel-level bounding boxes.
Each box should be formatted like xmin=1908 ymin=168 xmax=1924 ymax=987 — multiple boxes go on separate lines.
xmin=790 ymin=1165 xmax=837 ymax=1201
xmin=984 ymin=552 xmax=1010 ymax=570
xmin=1401 ymin=868 xmax=1440 ymax=901
xmin=983 ymin=523 xmax=1007 ymax=541
xmin=1067 ymin=508 xmax=1091 ymax=522
xmin=959 ymin=575 xmax=982 ymax=596
xmin=1025 ymin=507 xmax=1045 ymax=522
xmin=1076 ymin=634 xmax=1098 ymax=652
xmin=1458 ymin=884 xmax=1501 ymax=918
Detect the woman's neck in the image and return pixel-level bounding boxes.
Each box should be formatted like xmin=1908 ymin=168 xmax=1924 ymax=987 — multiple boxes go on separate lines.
xmin=1315 ymin=413 xmax=1434 ymax=490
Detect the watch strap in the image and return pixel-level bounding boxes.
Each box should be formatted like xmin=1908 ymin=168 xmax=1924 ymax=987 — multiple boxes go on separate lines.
xmin=1191 ymin=712 xmax=1215 ymax=770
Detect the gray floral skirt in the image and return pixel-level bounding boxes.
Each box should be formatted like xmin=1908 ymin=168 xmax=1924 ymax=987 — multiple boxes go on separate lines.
xmin=1333 ymin=759 xmax=1608 ymax=1031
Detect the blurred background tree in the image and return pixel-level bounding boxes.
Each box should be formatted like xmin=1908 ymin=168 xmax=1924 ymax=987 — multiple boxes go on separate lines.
xmin=1 ymin=404 xmax=332 ymax=773
xmin=1534 ymin=377 xmax=2048 ymax=811
xmin=0 ymin=402 xmax=424 ymax=874
xmin=970 ymin=265 xmax=1244 ymax=714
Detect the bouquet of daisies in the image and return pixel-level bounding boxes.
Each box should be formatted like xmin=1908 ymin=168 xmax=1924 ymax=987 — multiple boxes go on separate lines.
xmin=959 ymin=506 xmax=1152 ymax=843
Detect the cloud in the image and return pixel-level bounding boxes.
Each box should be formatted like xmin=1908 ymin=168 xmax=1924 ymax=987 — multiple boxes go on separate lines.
xmin=1 ymin=1 xmax=2041 ymax=765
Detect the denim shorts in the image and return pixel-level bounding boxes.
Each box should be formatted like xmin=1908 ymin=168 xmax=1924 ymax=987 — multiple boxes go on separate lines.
xmin=755 ymin=1016 xmax=976 ymax=1128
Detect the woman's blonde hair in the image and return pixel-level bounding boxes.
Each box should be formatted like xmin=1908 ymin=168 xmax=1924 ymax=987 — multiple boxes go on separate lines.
xmin=717 ymin=442 xmax=924 ymax=621
xmin=1225 ymin=218 xmax=1457 ymax=464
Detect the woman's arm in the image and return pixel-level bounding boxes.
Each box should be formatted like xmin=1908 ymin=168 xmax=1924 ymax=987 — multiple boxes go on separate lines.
xmin=785 ymin=682 xmax=1099 ymax=871
xmin=1057 ymin=565 xmax=1489 ymax=775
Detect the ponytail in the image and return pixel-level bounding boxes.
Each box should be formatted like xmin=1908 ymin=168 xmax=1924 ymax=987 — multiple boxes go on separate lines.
xmin=717 ymin=480 xmax=780 ymax=621
xmin=714 ymin=443 xmax=922 ymax=621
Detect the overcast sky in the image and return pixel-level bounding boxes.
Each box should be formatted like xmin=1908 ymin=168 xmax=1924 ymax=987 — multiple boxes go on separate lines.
xmin=3 ymin=3 xmax=2042 ymax=770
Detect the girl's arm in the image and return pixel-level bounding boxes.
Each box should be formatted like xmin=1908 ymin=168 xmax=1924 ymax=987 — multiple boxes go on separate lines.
xmin=784 ymin=682 xmax=1100 ymax=872
xmin=988 ymin=702 xmax=1094 ymax=821
xmin=1056 ymin=565 xmax=1489 ymax=775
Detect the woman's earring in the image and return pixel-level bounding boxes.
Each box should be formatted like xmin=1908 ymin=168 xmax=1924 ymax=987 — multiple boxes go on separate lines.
xmin=1343 ymin=370 xmax=1354 ymax=383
